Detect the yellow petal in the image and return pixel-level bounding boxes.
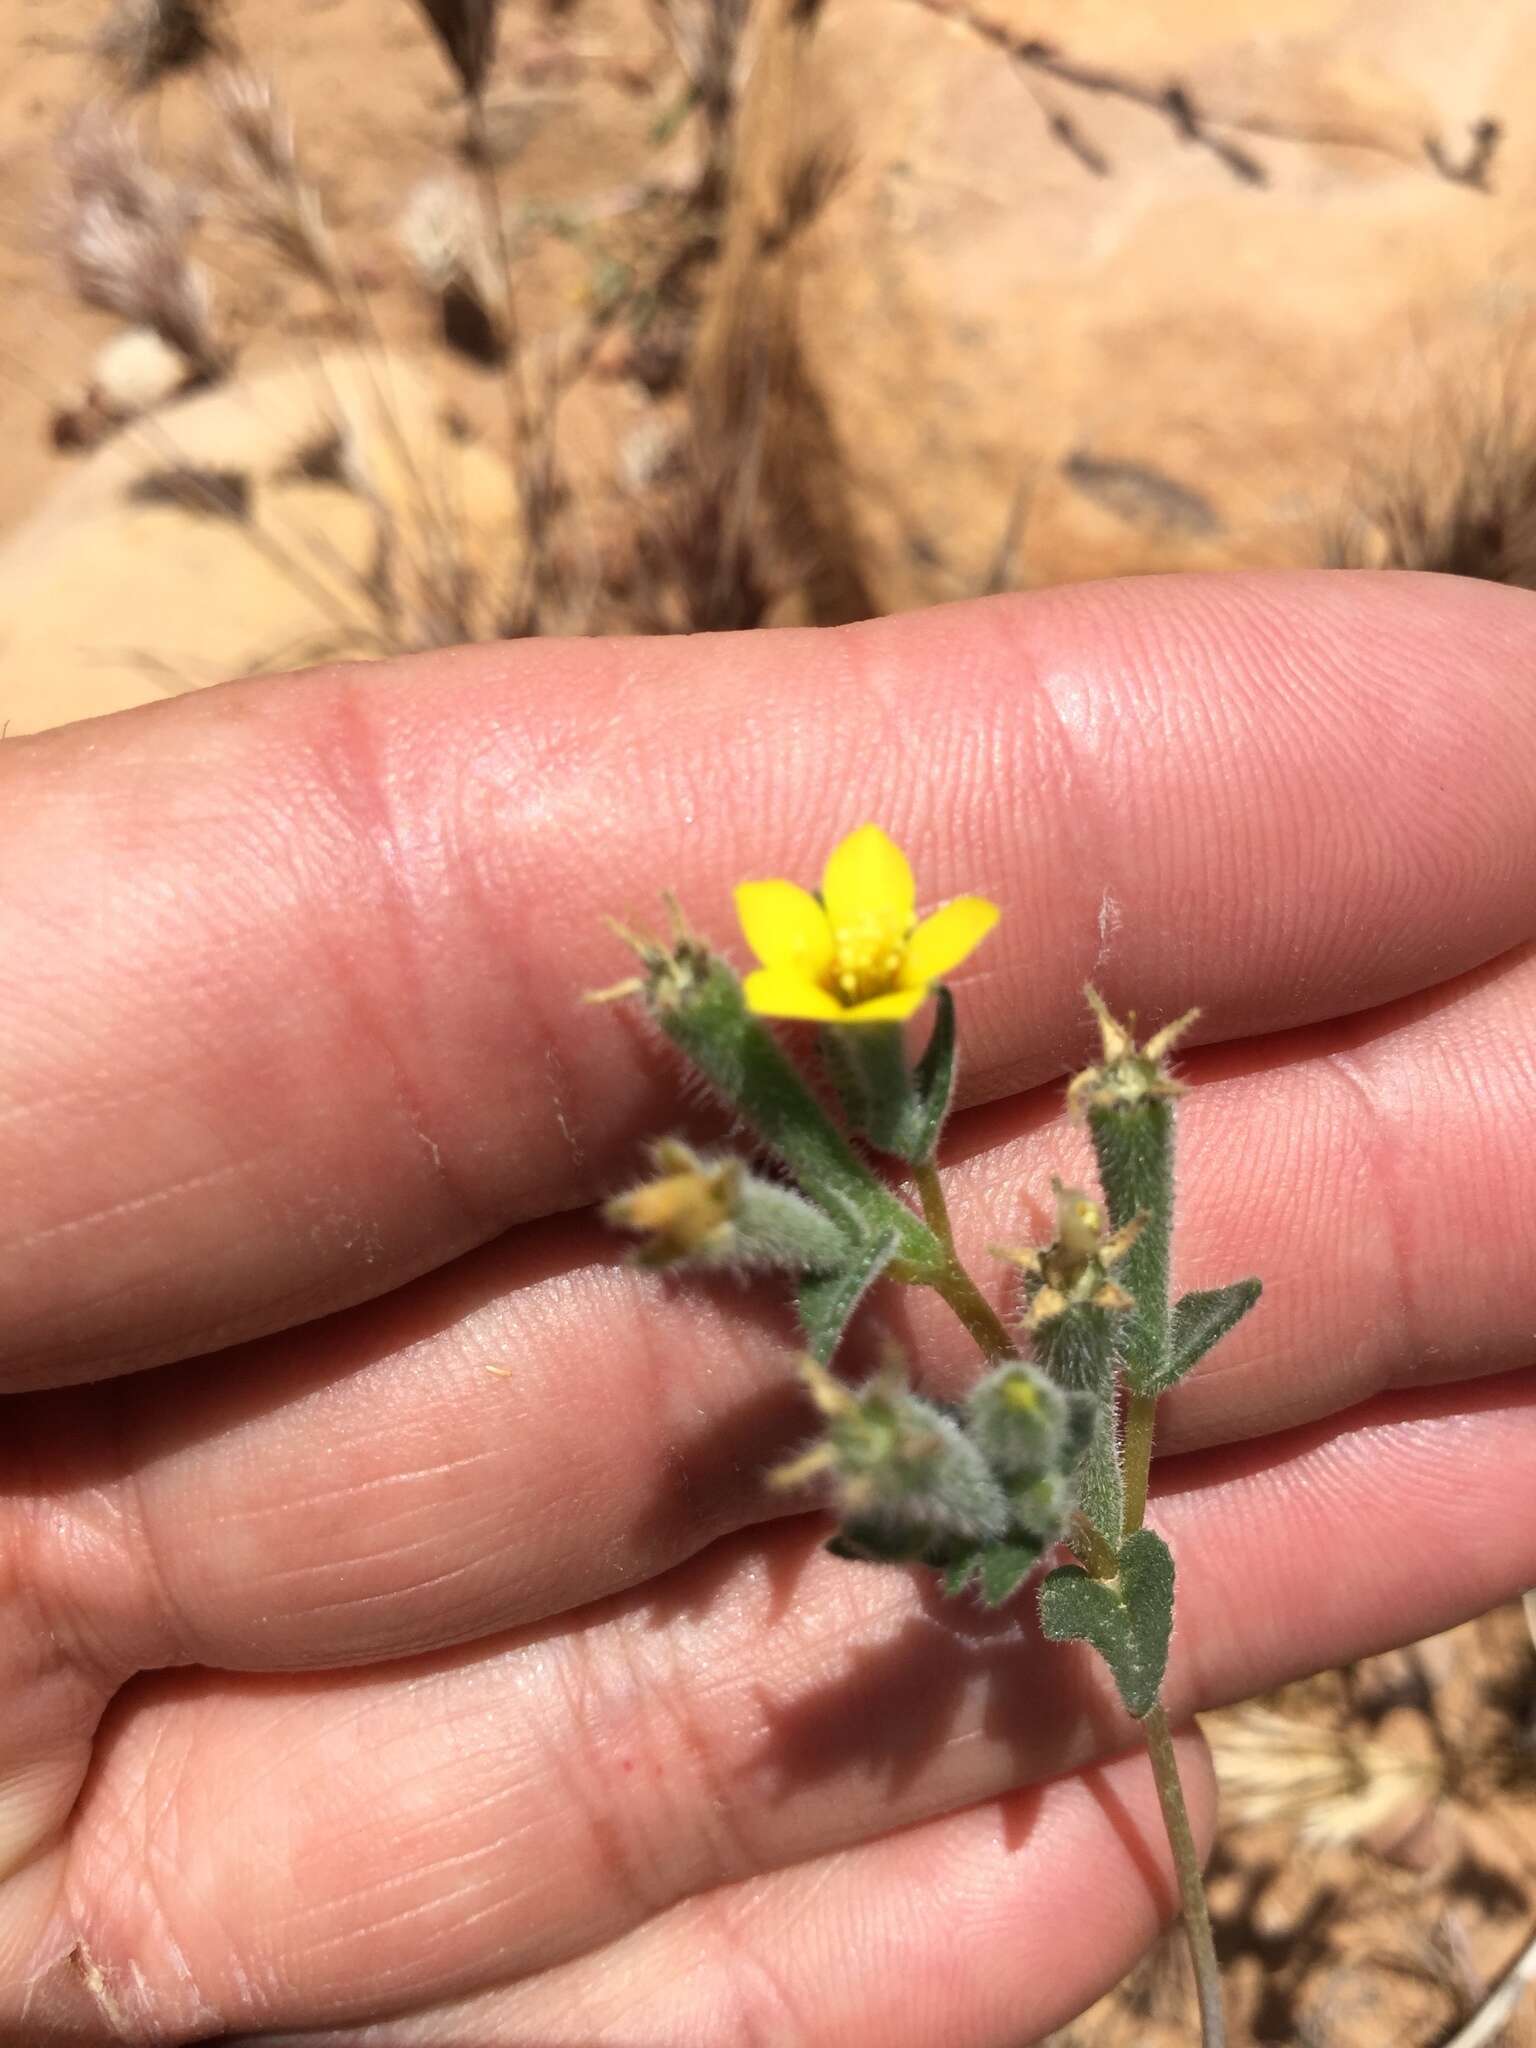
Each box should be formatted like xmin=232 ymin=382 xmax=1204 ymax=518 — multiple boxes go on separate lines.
xmin=835 ymin=986 xmax=928 ymax=1023
xmin=734 ymin=880 xmax=834 ymax=975
xmin=821 ymin=825 xmax=915 ymax=933
xmin=899 ymin=896 xmax=1000 ymax=988
xmin=743 ymin=968 xmax=847 ymax=1022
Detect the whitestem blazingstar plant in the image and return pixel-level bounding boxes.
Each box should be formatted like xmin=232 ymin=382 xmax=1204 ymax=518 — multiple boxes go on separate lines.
xmin=597 ymin=826 xmax=1260 ymax=2048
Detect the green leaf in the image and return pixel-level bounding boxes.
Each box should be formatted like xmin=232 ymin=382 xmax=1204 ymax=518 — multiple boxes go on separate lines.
xmin=979 ymin=1538 xmax=1045 ymax=1605
xmin=942 ymin=1536 xmax=1045 ymax=1605
xmin=1153 ymin=1279 xmax=1262 ymax=1393
xmin=1038 ymin=1527 xmax=1174 ymax=1719
xmin=796 ymin=1227 xmax=900 ymax=1362
xmin=819 ymin=991 xmax=956 ymax=1165
xmin=830 ymin=1522 xmax=941 ymax=1566
xmin=904 ymin=986 xmax=957 ymax=1164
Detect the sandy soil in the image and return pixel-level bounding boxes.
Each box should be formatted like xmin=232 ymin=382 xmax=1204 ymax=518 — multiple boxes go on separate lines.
xmin=1066 ymin=1604 xmax=1536 ymax=2048
xmin=0 ymin=0 xmax=688 ymax=539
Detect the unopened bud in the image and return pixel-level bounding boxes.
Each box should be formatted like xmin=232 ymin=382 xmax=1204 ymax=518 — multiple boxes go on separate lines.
xmin=771 ymin=1358 xmax=1010 ymax=1544
xmin=605 ymin=1140 xmax=740 ymax=1267
xmin=606 ymin=1139 xmax=851 ymax=1274
xmin=966 ymin=1358 xmax=1096 ymax=1481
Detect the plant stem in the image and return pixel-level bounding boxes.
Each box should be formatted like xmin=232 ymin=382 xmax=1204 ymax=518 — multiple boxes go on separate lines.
xmin=1121 ymin=1370 xmax=1223 ymax=2041
xmin=1120 ymin=1389 xmax=1157 ymax=1536
xmin=1069 ymin=1511 xmax=1120 ymax=1580
xmin=1142 ymin=1703 xmax=1226 ymax=2048
xmin=913 ymin=1161 xmax=1015 ymax=1362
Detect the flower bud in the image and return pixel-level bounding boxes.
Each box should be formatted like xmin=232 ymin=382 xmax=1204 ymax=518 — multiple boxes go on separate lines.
xmin=771 ymin=1358 xmax=1010 ymax=1545
xmin=606 ymin=1139 xmax=850 ymax=1273
xmin=965 ymin=1358 xmax=1096 ymax=1480
xmin=995 ymin=1179 xmax=1144 ymax=1352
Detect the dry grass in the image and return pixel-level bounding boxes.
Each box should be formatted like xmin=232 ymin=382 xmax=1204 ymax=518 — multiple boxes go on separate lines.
xmin=96 ymin=0 xmax=223 ymax=93
xmin=212 ymin=65 xmax=336 ymax=291
xmin=398 ymin=174 xmax=508 ymax=365
xmin=1326 ymin=354 xmax=1536 ymax=587
xmin=412 ymin=0 xmax=501 ymax=104
xmin=1047 ymin=1607 xmax=1536 ymax=2048
xmin=1210 ymin=1703 xmax=1444 ymax=1852
xmin=38 ymin=0 xmax=804 ymax=672
xmin=54 ymin=103 xmax=224 ymax=381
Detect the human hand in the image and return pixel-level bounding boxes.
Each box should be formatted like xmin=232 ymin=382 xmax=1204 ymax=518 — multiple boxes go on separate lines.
xmin=2 ymin=570 xmax=1533 ymax=2045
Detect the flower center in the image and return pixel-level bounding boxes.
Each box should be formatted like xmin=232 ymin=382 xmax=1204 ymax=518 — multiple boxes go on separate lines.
xmin=828 ymin=912 xmax=909 ymax=1005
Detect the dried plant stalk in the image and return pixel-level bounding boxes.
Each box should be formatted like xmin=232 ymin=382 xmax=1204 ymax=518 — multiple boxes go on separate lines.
xmin=212 ymin=68 xmax=336 ymax=290
xmin=96 ymin=0 xmax=221 ymax=92
xmin=398 ymin=175 xmax=506 ymax=364
xmin=413 ymin=0 xmax=501 ymax=99
xmin=1209 ymin=1705 xmax=1443 ymax=1851
xmin=55 ymin=104 xmax=224 ymax=380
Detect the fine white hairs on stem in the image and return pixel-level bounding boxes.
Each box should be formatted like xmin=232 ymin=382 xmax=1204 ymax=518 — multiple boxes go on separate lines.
xmin=54 ymin=103 xmax=224 ymax=380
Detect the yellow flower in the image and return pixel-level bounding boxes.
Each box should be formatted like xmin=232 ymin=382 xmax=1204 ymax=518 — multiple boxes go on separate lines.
xmin=734 ymin=824 xmax=999 ymax=1024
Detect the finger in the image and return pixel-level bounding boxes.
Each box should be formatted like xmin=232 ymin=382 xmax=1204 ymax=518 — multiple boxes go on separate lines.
xmin=19 ymin=946 xmax=1533 ymax=1698
xmin=926 ymin=938 xmax=1536 ymax=1452
xmin=5 ymin=571 xmax=1534 ymax=1385
xmin=28 ymin=1370 xmax=1536 ymax=2038
xmin=244 ymin=1730 xmax=1216 ymax=2048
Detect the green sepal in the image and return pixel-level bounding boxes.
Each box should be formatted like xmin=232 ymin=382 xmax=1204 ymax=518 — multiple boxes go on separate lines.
xmin=816 ymin=990 xmax=956 ymax=1166
xmin=830 ymin=1523 xmax=1045 ymax=1609
xmin=965 ymin=1360 xmax=1095 ymax=1478
xmin=818 ymin=1021 xmax=910 ymax=1157
xmin=1029 ymin=1296 xmax=1122 ymax=1395
xmin=796 ymin=1227 xmax=900 ymax=1363
xmin=828 ymin=1515 xmax=989 ymax=1572
xmin=904 ymin=985 xmax=958 ymax=1164
xmin=1153 ymin=1278 xmax=1262 ymax=1393
xmin=942 ymin=1536 xmax=1046 ymax=1606
xmin=816 ymin=1025 xmax=872 ymax=1138
xmin=1037 ymin=1527 xmax=1175 ymax=1720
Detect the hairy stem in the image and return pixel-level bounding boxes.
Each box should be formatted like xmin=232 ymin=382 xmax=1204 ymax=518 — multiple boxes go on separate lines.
xmin=1142 ymin=1704 xmax=1226 ymax=2048
xmin=1123 ymin=1386 xmax=1224 ymax=2036
xmin=1069 ymin=1511 xmax=1120 ymax=1580
xmin=913 ymin=1161 xmax=1015 ymax=1362
xmin=1120 ymin=1389 xmax=1157 ymax=1536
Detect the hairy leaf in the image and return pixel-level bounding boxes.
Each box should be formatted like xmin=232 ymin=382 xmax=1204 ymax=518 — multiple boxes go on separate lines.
xmin=796 ymin=1227 xmax=900 ymax=1362
xmin=1152 ymin=1278 xmax=1262 ymax=1393
xmin=1038 ymin=1527 xmax=1175 ymax=1719
xmin=943 ymin=1536 xmax=1046 ymax=1606
xmin=903 ymin=985 xmax=958 ymax=1164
